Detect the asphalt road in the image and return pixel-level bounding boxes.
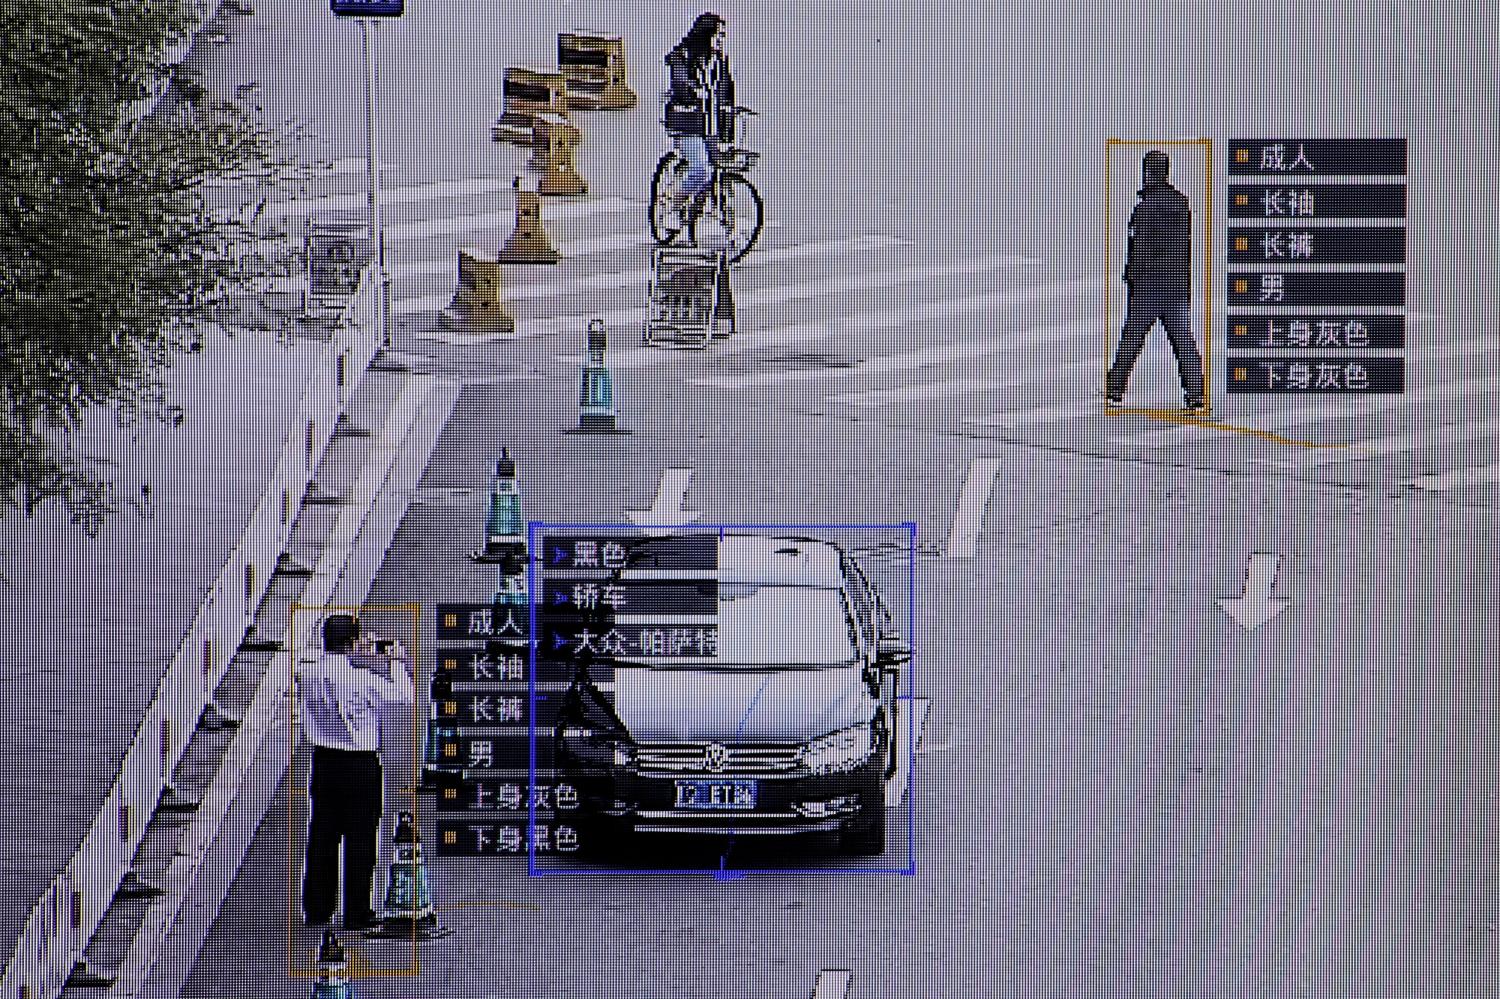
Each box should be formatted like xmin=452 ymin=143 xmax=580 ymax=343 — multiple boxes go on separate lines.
xmin=78 ymin=0 xmax=1500 ymax=996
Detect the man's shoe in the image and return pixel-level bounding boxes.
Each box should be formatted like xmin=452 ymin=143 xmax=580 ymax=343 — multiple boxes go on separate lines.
xmin=1104 ymin=394 xmax=1125 ymax=411
xmin=1182 ymin=398 xmax=1210 ymax=417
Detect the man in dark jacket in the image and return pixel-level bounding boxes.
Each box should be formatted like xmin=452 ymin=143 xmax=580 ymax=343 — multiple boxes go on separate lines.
xmin=1106 ymin=150 xmax=1207 ymax=414
xmin=662 ymin=12 xmax=735 ymax=230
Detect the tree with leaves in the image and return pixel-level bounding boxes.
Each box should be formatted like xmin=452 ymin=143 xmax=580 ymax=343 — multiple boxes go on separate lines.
xmin=0 ymin=0 xmax=296 ymax=539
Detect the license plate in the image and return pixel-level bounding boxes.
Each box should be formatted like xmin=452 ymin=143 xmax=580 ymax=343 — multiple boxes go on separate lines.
xmin=673 ymin=779 xmax=757 ymax=810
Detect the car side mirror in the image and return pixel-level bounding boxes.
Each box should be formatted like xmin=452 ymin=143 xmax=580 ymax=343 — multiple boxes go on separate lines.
xmin=877 ymin=637 xmax=912 ymax=667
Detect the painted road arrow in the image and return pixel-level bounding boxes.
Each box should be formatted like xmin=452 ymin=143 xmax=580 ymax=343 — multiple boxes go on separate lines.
xmin=1218 ymin=553 xmax=1290 ymax=631
xmin=625 ymin=468 xmax=702 ymax=534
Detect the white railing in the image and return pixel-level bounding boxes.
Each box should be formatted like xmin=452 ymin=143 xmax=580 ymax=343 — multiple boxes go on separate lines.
xmin=0 ymin=265 xmax=381 ymax=999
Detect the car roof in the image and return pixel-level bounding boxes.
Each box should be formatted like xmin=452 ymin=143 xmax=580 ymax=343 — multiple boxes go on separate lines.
xmin=618 ymin=533 xmax=846 ymax=588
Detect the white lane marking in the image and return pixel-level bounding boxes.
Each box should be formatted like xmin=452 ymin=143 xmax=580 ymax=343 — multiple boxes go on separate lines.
xmin=1111 ymin=370 xmax=1500 ymax=449
xmin=410 ymin=251 xmax=1038 ymax=336
xmin=504 ymin=233 xmax=906 ymax=301
xmin=885 ymin=697 xmax=932 ymax=807
xmin=965 ymin=401 xmax=1097 ymax=429
xmin=813 ymin=969 xmax=853 ymax=999
xmin=1268 ymin=421 xmax=1499 ymax=470
xmin=382 ymin=196 xmax=639 ymax=242
xmin=689 ymin=329 xmax=1081 ymax=390
xmin=560 ymin=277 xmax=1102 ymax=370
xmin=830 ymin=376 xmax=1006 ymax=406
xmin=383 ymin=234 xmax=904 ymax=298
xmin=1408 ymin=462 xmax=1500 ymax=491
xmin=824 ymin=357 xmax=1098 ymax=407
xmin=264 ymin=176 xmax=513 ymax=218
xmin=624 ymin=468 xmax=701 ymax=532
xmin=945 ymin=458 xmax=1002 ymax=558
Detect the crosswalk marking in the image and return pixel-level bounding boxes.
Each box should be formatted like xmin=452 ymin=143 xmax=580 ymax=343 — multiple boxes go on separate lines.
xmin=557 ymin=278 xmax=1100 ymax=369
xmin=829 ymin=356 xmax=1098 ymax=406
xmin=281 ymin=233 xmax=905 ymax=301
xmin=690 ymin=323 xmax=1089 ymax=390
xmin=1408 ymin=462 xmax=1500 ymax=491
xmin=416 ymin=252 xmax=1046 ymax=337
xmin=383 ymin=196 xmax=639 ymax=242
xmin=263 ymin=176 xmax=513 ymax=218
xmin=1110 ymin=369 xmax=1500 ymax=449
xmin=965 ymin=402 xmax=1096 ymax=430
xmin=1271 ymin=421 xmax=1498 ymax=470
xmin=830 ymin=376 xmax=1005 ymax=406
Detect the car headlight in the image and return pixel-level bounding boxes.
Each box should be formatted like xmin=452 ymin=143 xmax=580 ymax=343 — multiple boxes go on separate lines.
xmin=799 ymin=723 xmax=874 ymax=775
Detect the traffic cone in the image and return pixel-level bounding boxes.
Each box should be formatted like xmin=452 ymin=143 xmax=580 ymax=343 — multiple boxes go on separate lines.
xmin=568 ymin=319 xmax=628 ymax=434
xmin=470 ymin=448 xmax=525 ymax=563
xmin=366 ymin=812 xmax=454 ymax=940
xmin=495 ymin=173 xmax=560 ymax=265
xmin=310 ymin=929 xmax=355 ymax=999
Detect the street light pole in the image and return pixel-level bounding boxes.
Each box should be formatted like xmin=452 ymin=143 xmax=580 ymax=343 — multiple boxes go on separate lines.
xmin=358 ymin=17 xmax=391 ymax=349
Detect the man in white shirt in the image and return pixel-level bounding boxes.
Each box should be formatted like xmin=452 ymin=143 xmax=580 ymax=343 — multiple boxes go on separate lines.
xmin=298 ymin=613 xmax=415 ymax=930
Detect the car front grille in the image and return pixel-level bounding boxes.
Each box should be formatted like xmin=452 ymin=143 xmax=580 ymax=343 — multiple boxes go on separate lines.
xmin=636 ymin=741 xmax=803 ymax=776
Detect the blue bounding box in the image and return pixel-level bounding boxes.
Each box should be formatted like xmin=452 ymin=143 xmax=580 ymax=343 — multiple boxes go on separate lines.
xmin=526 ymin=521 xmax=920 ymax=879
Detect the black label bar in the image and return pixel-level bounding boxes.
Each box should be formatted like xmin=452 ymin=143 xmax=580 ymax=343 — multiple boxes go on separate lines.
xmin=435 ymin=819 xmax=583 ymax=856
xmin=434 ymin=733 xmax=557 ymax=771
xmin=1226 ymin=314 xmax=1405 ymax=350
xmin=434 ymin=775 xmax=583 ymax=814
xmin=1225 ymin=356 xmax=1405 ymax=393
xmin=1227 ymin=271 xmax=1404 ymax=308
xmin=1227 ymin=226 xmax=1405 ymax=265
xmin=1227 ymin=139 xmax=1406 ymax=176
xmin=435 ymin=602 xmax=530 ymax=641
xmin=1227 ymin=184 xmax=1406 ymax=219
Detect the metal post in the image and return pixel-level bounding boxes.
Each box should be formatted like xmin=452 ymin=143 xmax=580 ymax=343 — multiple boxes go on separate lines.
xmin=359 ymin=18 xmax=391 ymax=348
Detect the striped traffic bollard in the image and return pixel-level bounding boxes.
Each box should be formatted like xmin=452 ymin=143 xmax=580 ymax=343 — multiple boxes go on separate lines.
xmin=310 ymin=930 xmax=355 ymax=999
xmin=570 ymin=319 xmax=628 ymax=434
xmin=471 ymin=448 xmax=525 ymax=564
xmin=366 ymin=812 xmax=453 ymax=940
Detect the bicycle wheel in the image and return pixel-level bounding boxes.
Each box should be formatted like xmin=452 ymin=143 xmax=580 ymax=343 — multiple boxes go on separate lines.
xmin=648 ymin=151 xmax=689 ymax=246
xmin=712 ymin=173 xmax=764 ymax=263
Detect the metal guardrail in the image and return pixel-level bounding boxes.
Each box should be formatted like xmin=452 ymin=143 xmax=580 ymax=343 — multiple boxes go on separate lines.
xmin=0 ymin=265 xmax=382 ymax=999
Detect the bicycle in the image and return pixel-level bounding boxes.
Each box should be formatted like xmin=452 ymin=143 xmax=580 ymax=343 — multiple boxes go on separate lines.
xmin=649 ymin=105 xmax=764 ymax=264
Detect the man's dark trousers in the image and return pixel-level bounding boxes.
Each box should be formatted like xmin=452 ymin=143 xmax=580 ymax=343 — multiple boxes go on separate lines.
xmin=302 ymin=746 xmax=383 ymax=927
xmin=1107 ymin=285 xmax=1204 ymax=402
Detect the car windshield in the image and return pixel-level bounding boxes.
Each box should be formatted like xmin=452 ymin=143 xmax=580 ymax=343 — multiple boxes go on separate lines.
xmin=635 ymin=582 xmax=858 ymax=667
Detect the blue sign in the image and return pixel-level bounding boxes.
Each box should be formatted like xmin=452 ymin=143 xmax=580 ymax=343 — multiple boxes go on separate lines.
xmin=331 ymin=0 xmax=404 ymax=16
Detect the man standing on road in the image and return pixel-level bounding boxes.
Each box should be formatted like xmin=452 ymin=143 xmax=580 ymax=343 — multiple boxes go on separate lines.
xmin=298 ymin=613 xmax=414 ymax=931
xmin=1106 ymin=150 xmax=1208 ymax=415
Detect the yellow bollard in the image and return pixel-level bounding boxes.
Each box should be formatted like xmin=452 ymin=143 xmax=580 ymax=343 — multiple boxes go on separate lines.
xmin=440 ymin=248 xmax=516 ymax=333
xmin=492 ymin=67 xmax=571 ymax=145
xmin=558 ymin=32 xmax=637 ymax=111
xmin=495 ymin=174 xmax=561 ymax=265
xmin=528 ymin=114 xmax=588 ymax=197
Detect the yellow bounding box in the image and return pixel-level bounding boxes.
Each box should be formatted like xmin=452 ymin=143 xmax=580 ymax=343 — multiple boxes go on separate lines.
xmin=492 ymin=67 xmax=571 ymax=145
xmin=558 ymin=32 xmax=636 ymax=110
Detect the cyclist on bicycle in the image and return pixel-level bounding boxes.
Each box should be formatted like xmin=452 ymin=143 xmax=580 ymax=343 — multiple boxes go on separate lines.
xmin=662 ymin=11 xmax=736 ymax=232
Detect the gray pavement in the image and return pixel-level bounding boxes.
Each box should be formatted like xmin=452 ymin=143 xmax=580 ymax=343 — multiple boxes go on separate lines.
xmin=7 ymin=0 xmax=1499 ymax=997
xmin=0 ymin=327 xmax=326 ymax=962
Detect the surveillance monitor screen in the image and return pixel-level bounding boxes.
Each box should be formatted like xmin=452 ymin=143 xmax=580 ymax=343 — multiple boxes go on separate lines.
xmin=1 ymin=2 xmax=1494 ymax=998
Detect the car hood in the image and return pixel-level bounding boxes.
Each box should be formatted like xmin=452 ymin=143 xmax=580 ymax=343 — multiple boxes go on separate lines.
xmin=609 ymin=665 xmax=875 ymax=742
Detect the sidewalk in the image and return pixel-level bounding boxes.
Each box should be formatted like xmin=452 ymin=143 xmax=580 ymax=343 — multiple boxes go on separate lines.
xmin=0 ymin=325 xmax=326 ymax=967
